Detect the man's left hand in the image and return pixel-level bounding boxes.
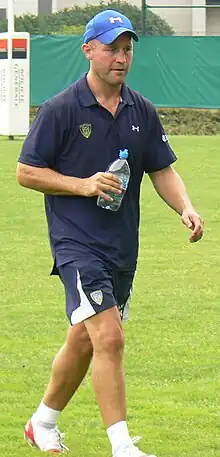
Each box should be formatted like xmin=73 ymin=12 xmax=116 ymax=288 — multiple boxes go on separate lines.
xmin=181 ymin=210 xmax=204 ymax=243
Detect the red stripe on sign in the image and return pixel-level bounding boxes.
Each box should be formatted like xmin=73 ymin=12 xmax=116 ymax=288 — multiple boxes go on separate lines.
xmin=0 ymin=39 xmax=8 ymax=50
xmin=12 ymin=39 xmax=27 ymax=50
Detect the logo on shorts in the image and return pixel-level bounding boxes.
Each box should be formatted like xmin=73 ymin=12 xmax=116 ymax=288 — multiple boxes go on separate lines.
xmin=79 ymin=124 xmax=92 ymax=139
xmin=90 ymin=290 xmax=103 ymax=306
xmin=162 ymin=134 xmax=168 ymax=142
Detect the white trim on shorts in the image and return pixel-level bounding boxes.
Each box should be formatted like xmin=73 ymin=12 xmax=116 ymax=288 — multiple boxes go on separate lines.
xmin=70 ymin=270 xmax=96 ymax=325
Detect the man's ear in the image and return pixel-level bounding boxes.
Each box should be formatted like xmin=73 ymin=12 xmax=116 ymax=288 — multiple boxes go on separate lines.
xmin=81 ymin=43 xmax=93 ymax=61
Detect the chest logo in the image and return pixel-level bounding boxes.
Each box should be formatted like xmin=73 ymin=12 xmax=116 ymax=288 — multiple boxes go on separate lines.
xmin=132 ymin=125 xmax=140 ymax=132
xmin=90 ymin=290 xmax=103 ymax=306
xmin=80 ymin=124 xmax=92 ymax=139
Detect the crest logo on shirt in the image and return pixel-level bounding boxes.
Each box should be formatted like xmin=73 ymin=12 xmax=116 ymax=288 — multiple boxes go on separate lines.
xmin=79 ymin=124 xmax=92 ymax=139
xmin=90 ymin=290 xmax=103 ymax=306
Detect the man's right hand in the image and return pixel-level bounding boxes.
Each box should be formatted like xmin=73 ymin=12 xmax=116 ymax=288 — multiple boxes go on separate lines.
xmin=81 ymin=172 xmax=123 ymax=201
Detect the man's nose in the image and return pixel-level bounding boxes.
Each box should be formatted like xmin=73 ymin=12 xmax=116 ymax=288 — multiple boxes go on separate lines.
xmin=115 ymin=49 xmax=127 ymax=63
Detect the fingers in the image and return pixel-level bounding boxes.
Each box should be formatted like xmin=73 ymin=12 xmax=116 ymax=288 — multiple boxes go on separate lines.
xmin=182 ymin=212 xmax=204 ymax=243
xmin=101 ymin=173 xmax=123 ymax=190
xmin=189 ymin=215 xmax=204 ymax=243
xmin=189 ymin=222 xmax=204 ymax=243
xmin=98 ymin=190 xmax=114 ymax=202
xmin=84 ymin=172 xmax=123 ymax=198
xmin=96 ymin=172 xmax=123 ymax=195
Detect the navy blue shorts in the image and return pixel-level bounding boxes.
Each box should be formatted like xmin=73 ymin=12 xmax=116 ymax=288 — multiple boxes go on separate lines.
xmin=57 ymin=258 xmax=135 ymax=325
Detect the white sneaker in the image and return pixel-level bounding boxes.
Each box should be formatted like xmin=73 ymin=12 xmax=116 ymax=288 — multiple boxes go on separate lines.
xmin=24 ymin=415 xmax=69 ymax=453
xmin=113 ymin=436 xmax=156 ymax=457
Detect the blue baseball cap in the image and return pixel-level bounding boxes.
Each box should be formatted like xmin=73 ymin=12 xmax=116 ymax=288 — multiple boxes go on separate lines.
xmin=83 ymin=9 xmax=138 ymax=44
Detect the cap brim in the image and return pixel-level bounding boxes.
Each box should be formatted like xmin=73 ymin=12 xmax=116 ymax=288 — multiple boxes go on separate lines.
xmin=98 ymin=27 xmax=138 ymax=44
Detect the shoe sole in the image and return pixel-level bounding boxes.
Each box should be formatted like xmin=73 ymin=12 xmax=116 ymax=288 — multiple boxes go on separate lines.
xmin=24 ymin=433 xmax=62 ymax=453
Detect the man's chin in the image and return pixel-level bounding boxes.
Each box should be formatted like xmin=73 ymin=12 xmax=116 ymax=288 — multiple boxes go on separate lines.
xmin=109 ymin=73 xmax=127 ymax=85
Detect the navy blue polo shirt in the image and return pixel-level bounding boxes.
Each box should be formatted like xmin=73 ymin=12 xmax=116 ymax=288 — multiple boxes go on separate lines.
xmin=18 ymin=75 xmax=177 ymax=271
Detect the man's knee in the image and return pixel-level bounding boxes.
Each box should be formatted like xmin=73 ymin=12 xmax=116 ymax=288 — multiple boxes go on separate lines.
xmin=85 ymin=307 xmax=124 ymax=354
xmin=96 ymin=328 xmax=124 ymax=355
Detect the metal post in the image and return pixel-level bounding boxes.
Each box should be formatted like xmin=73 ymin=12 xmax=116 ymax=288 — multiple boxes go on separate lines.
xmin=7 ymin=0 xmax=14 ymax=33
xmin=52 ymin=0 xmax=58 ymax=14
xmin=141 ymin=0 xmax=146 ymax=35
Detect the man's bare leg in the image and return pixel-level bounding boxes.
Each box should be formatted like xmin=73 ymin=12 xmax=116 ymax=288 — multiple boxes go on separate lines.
xmin=43 ymin=322 xmax=93 ymax=410
xmin=84 ymin=307 xmax=156 ymax=457
xmin=84 ymin=306 xmax=135 ymax=455
xmin=85 ymin=306 xmax=126 ymax=427
xmin=24 ymin=322 xmax=93 ymax=451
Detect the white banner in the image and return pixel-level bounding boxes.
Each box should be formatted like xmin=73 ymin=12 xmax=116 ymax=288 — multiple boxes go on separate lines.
xmin=0 ymin=58 xmax=9 ymax=135
xmin=0 ymin=32 xmax=30 ymax=136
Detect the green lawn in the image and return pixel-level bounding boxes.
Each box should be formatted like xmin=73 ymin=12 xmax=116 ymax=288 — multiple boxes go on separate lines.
xmin=0 ymin=136 xmax=220 ymax=457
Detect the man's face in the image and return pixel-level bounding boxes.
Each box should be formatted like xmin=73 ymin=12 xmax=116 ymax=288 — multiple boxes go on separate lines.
xmin=83 ymin=33 xmax=133 ymax=85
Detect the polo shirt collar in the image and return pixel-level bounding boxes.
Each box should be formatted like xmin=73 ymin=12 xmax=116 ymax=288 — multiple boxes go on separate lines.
xmin=77 ymin=74 xmax=134 ymax=107
xmin=121 ymin=84 xmax=134 ymax=106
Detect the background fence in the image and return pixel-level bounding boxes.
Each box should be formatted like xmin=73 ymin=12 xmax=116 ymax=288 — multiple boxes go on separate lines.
xmin=31 ymin=35 xmax=220 ymax=109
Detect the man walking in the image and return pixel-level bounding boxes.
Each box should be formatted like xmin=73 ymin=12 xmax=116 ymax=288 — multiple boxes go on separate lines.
xmin=17 ymin=9 xmax=204 ymax=456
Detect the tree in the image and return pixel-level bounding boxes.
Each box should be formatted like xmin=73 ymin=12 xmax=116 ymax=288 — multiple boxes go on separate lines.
xmin=52 ymin=24 xmax=85 ymax=36
xmin=0 ymin=1 xmax=174 ymax=36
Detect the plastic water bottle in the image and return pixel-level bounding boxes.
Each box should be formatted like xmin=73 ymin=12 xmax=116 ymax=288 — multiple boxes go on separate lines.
xmin=97 ymin=149 xmax=130 ymax=211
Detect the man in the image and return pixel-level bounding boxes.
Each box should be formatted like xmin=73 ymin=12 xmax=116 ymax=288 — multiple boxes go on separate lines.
xmin=17 ymin=9 xmax=204 ymax=457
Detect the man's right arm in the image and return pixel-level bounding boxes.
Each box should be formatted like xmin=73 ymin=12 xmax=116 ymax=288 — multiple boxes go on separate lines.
xmin=17 ymin=163 xmax=122 ymax=201
xmin=17 ymin=101 xmax=122 ymax=201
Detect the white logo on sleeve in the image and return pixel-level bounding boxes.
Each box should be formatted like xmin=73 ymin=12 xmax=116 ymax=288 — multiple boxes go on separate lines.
xmin=132 ymin=125 xmax=140 ymax=132
xmin=109 ymin=16 xmax=123 ymax=24
xmin=90 ymin=290 xmax=103 ymax=306
xmin=162 ymin=134 xmax=168 ymax=142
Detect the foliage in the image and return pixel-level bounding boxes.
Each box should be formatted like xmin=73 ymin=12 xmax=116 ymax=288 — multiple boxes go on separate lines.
xmin=0 ymin=1 xmax=174 ymax=36
xmin=30 ymin=107 xmax=220 ymax=135
xmin=52 ymin=24 xmax=85 ymax=36
xmin=157 ymin=108 xmax=220 ymax=135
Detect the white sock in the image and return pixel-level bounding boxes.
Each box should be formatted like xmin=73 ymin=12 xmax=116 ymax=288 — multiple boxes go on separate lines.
xmin=107 ymin=421 xmax=133 ymax=455
xmin=33 ymin=401 xmax=61 ymax=426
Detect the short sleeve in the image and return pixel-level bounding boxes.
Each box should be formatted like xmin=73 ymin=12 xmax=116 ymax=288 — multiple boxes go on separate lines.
xmin=18 ymin=102 xmax=63 ymax=169
xmin=144 ymin=105 xmax=177 ymax=173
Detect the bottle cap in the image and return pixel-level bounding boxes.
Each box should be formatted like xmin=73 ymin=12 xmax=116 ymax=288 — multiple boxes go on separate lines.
xmin=119 ymin=149 xmax=128 ymax=160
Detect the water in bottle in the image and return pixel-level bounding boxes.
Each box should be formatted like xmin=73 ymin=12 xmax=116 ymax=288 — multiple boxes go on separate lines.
xmin=97 ymin=149 xmax=130 ymax=211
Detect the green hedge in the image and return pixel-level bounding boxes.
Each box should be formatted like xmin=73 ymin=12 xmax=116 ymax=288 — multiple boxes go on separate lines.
xmin=157 ymin=108 xmax=220 ymax=135
xmin=30 ymin=107 xmax=220 ymax=135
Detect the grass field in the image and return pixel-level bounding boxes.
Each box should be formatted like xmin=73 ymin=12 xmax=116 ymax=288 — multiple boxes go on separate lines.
xmin=0 ymin=136 xmax=220 ymax=457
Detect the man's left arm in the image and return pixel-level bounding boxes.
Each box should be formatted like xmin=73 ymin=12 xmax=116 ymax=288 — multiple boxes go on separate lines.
xmin=149 ymin=165 xmax=204 ymax=243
